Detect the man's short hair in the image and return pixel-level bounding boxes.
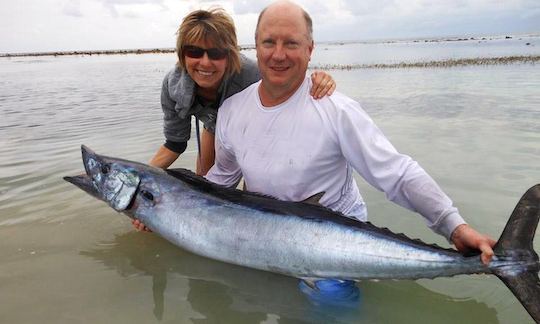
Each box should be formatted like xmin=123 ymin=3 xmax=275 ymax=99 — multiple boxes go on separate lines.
xmin=255 ymin=3 xmax=313 ymax=42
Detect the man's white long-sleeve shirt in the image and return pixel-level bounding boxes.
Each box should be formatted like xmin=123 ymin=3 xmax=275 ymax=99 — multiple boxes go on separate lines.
xmin=206 ymin=77 xmax=465 ymax=240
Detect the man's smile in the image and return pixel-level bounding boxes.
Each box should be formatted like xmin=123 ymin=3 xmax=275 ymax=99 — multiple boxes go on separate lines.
xmin=270 ymin=66 xmax=290 ymax=72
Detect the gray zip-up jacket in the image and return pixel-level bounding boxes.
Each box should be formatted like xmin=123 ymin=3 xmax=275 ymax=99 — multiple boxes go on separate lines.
xmin=160 ymin=54 xmax=260 ymax=145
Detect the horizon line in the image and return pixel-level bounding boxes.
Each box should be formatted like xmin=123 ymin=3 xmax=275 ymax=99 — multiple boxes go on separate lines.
xmin=2 ymin=33 xmax=538 ymax=57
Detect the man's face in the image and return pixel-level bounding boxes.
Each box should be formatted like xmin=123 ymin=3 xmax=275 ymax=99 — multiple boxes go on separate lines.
xmin=255 ymin=9 xmax=313 ymax=94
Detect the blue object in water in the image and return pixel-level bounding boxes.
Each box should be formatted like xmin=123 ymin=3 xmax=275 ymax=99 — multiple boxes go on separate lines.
xmin=299 ymin=279 xmax=360 ymax=307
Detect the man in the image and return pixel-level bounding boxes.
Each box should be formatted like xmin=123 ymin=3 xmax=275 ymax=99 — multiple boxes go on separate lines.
xmin=206 ymin=0 xmax=495 ymax=302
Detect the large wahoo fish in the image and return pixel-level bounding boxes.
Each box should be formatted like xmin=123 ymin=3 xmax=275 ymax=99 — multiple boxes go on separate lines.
xmin=65 ymin=146 xmax=540 ymax=322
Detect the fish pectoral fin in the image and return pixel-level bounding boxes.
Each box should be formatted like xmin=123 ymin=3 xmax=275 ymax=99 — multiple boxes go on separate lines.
xmin=300 ymin=278 xmax=320 ymax=291
xmin=302 ymin=192 xmax=325 ymax=206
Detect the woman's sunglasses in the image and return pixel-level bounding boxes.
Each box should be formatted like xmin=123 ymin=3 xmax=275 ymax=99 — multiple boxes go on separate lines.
xmin=183 ymin=45 xmax=228 ymax=60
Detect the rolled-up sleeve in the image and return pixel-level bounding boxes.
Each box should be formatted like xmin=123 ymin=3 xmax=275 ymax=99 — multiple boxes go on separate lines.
xmin=161 ymin=76 xmax=191 ymax=143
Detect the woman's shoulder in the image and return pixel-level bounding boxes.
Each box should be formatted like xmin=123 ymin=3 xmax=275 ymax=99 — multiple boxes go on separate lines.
xmin=162 ymin=65 xmax=195 ymax=102
xmin=230 ymin=54 xmax=261 ymax=85
xmin=239 ymin=54 xmax=258 ymax=72
xmin=163 ymin=65 xmax=185 ymax=83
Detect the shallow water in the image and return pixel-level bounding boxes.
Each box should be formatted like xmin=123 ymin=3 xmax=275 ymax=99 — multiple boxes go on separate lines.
xmin=1 ymin=40 xmax=540 ymax=323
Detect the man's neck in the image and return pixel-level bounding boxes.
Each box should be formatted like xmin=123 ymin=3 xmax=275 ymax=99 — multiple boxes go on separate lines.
xmin=258 ymin=79 xmax=305 ymax=107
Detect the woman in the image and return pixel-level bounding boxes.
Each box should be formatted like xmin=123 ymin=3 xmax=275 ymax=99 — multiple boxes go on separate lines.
xmin=133 ymin=8 xmax=335 ymax=231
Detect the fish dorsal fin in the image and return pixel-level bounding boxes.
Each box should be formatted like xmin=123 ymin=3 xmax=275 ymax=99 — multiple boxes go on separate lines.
xmin=302 ymin=192 xmax=325 ymax=206
xmin=166 ymin=168 xmax=458 ymax=253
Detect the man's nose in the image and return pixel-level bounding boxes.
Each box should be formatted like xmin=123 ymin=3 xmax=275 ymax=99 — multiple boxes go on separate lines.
xmin=271 ymin=44 xmax=286 ymax=61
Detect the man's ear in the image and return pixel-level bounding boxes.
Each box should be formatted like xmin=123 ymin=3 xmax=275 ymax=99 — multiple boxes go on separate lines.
xmin=308 ymin=40 xmax=314 ymax=60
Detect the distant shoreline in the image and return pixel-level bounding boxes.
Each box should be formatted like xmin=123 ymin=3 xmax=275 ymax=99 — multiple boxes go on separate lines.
xmin=2 ymin=34 xmax=537 ymax=58
xmin=2 ymin=36 xmax=538 ymax=69
xmin=0 ymin=48 xmax=176 ymax=58
xmin=0 ymin=46 xmax=256 ymax=58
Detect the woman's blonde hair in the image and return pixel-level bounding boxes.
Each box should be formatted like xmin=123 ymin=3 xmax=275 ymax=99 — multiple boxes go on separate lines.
xmin=176 ymin=8 xmax=241 ymax=77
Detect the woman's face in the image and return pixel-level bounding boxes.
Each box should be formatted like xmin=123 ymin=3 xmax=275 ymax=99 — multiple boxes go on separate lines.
xmin=184 ymin=40 xmax=228 ymax=92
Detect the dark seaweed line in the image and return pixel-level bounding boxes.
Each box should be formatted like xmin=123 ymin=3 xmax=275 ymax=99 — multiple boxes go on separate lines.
xmin=309 ymin=55 xmax=540 ymax=70
xmin=0 ymin=48 xmax=176 ymax=58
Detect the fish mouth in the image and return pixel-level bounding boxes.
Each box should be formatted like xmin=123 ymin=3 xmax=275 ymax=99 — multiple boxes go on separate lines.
xmin=63 ymin=145 xmax=101 ymax=198
xmin=63 ymin=173 xmax=99 ymax=198
xmin=64 ymin=145 xmax=140 ymax=211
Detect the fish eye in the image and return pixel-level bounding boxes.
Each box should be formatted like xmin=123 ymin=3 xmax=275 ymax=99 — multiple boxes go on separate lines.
xmin=101 ymin=164 xmax=110 ymax=174
xmin=140 ymin=190 xmax=154 ymax=201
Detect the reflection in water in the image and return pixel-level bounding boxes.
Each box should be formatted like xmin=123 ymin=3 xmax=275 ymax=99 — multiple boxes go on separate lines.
xmin=81 ymin=232 xmax=499 ymax=323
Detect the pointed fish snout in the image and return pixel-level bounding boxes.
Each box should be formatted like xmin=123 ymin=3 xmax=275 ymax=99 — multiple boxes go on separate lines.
xmin=67 ymin=145 xmax=141 ymax=211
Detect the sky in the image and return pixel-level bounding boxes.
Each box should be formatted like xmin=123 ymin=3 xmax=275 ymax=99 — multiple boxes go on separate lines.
xmin=1 ymin=0 xmax=539 ymax=53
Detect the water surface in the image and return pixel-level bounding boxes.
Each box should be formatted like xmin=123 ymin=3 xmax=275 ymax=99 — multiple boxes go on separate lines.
xmin=1 ymin=38 xmax=539 ymax=323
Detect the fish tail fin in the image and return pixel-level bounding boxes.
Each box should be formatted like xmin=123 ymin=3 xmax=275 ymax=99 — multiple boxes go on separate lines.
xmin=492 ymin=184 xmax=540 ymax=323
xmin=495 ymin=271 xmax=540 ymax=323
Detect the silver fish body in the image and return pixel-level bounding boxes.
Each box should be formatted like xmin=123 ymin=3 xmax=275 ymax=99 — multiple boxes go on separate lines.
xmin=151 ymin=190 xmax=486 ymax=280
xmin=65 ymin=146 xmax=540 ymax=322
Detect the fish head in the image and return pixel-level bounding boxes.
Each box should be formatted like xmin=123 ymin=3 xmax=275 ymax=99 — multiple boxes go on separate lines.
xmin=64 ymin=145 xmax=167 ymax=220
